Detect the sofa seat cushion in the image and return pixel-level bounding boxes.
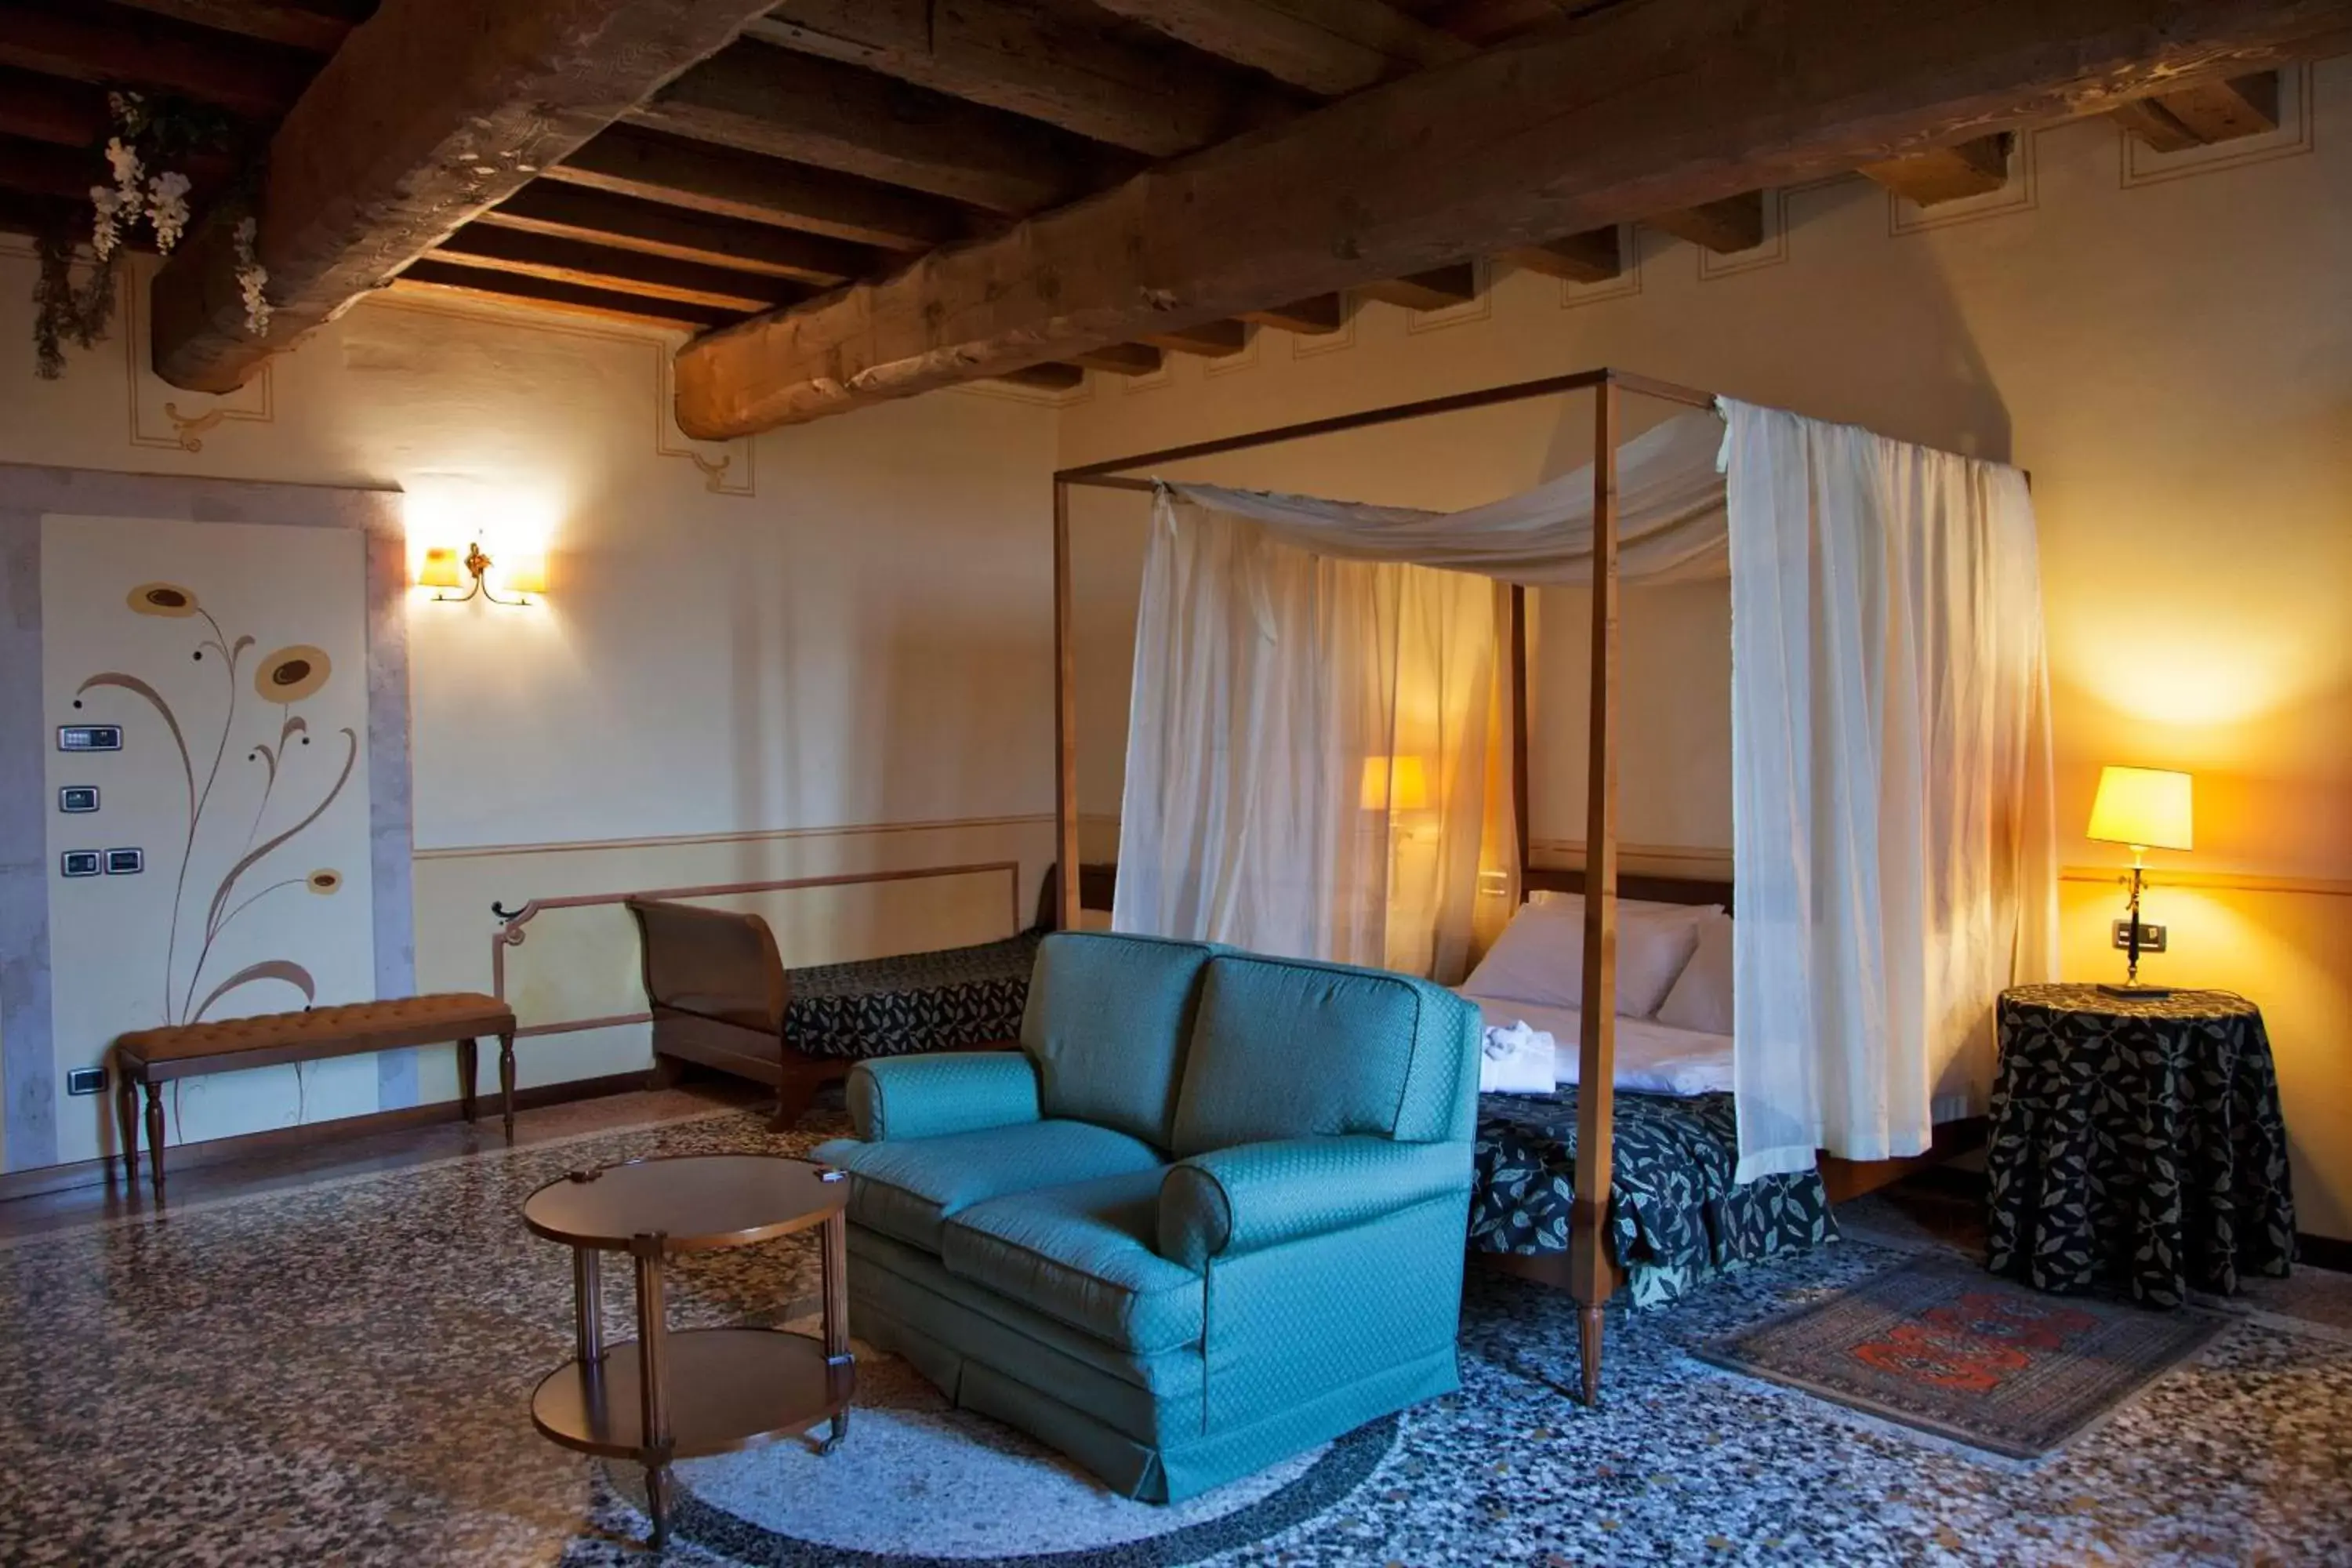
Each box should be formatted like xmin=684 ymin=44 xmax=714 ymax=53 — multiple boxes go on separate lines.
xmin=827 ymin=1120 xmax=1166 ymax=1254
xmin=944 ymin=1171 xmax=1205 ymax=1356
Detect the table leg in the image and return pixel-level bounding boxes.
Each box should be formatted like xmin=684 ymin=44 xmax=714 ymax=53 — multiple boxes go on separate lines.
xmin=573 ymin=1247 xmax=604 ymax=1366
xmin=142 ymin=1082 xmax=166 ymax=1198
xmin=633 ymin=1235 xmax=672 ymax=1549
xmin=457 ymin=1037 xmax=478 ymax=1123
xmin=115 ymin=1069 xmax=139 ymax=1187
xmin=819 ymin=1208 xmax=852 ymax=1454
xmin=498 ymin=1031 xmax=517 ymax=1143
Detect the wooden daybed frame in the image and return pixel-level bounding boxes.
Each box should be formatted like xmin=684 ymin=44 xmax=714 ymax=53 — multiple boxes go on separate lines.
xmin=1048 ymin=365 xmax=1980 ymax=1405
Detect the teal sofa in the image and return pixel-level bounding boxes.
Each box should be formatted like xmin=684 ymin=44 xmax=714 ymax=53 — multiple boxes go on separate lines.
xmin=812 ymin=931 xmax=1482 ymax=1502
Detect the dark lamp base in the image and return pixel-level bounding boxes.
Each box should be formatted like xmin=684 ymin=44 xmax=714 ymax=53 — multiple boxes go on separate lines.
xmin=2098 ymin=982 xmax=2175 ymax=999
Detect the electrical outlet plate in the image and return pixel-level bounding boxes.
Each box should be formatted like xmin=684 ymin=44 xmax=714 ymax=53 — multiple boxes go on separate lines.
xmin=59 ymin=786 xmax=99 ymax=813
xmin=60 ymin=850 xmax=101 ymax=878
xmin=2111 ymin=919 xmax=2169 ymax=953
xmin=105 ymin=848 xmax=144 ymax=875
xmin=66 ymin=1066 xmax=105 ymax=1096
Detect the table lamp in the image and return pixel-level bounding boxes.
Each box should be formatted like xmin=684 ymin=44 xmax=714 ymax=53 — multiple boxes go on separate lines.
xmin=1359 ymin=754 xmax=1429 ymax=813
xmin=2085 ymin=764 xmax=2193 ymax=996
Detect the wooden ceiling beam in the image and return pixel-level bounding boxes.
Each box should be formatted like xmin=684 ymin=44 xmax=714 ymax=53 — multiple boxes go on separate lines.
xmin=0 ymin=0 xmax=314 ymax=118
xmin=1503 ymin=226 xmax=1621 ymax=282
xmin=742 ymin=0 xmax=1293 ymax=157
xmin=993 ymin=361 xmax=1086 ymax=390
xmin=1860 ymin=133 xmax=2013 ymax=205
xmin=2111 ymin=70 xmax=2281 ymax=150
xmin=1237 ymin=293 xmax=1347 ymax=333
xmin=1073 ymin=341 xmax=1166 ymax=375
xmin=479 ymin=182 xmax=884 ymax=284
xmin=148 ymin=0 xmax=786 ymax=392
xmin=0 ymin=64 xmax=109 ymax=146
xmin=0 ymin=187 xmax=81 ymax=239
xmin=547 ymin=125 xmax=967 ymax=251
xmin=630 ymin=41 xmax=1104 ymax=215
xmin=430 ymin=225 xmax=804 ymax=313
xmin=393 ymin=260 xmax=737 ymax=330
xmin=100 ymin=0 xmax=367 ymax=54
xmin=1089 ymin=0 xmax=1472 ymax=96
xmin=1646 ymin=191 xmax=1766 ymax=254
xmin=0 ymin=132 xmax=97 ymax=202
xmin=675 ymin=0 xmax=2352 ymax=436
xmin=1357 ymin=262 xmax=1477 ymax=310
xmin=1140 ymin=318 xmax=1253 ymax=356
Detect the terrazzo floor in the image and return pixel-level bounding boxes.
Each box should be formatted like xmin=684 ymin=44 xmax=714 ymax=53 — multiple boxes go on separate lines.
xmin=2 ymin=1098 xmax=2347 ymax=1567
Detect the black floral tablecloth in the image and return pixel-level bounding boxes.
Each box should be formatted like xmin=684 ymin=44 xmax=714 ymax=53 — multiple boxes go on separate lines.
xmin=1985 ymin=984 xmax=2295 ymax=1307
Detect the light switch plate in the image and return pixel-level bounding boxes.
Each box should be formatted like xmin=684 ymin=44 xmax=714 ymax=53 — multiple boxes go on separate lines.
xmin=66 ymin=1066 xmax=106 ymax=1096
xmin=60 ymin=851 xmax=101 ymax=878
xmin=59 ymin=786 xmax=99 ymax=813
xmin=57 ymin=724 xmax=122 ymax=751
xmin=105 ymin=848 xmax=144 ymax=875
xmin=2112 ymin=919 xmax=2168 ymax=953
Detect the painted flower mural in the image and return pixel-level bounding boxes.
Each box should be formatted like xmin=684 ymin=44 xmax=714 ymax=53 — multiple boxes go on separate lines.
xmin=77 ymin=590 xmax=358 ymax=1026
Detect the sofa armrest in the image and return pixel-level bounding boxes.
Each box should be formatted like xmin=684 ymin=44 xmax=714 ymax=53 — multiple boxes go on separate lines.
xmin=1157 ymin=1136 xmax=1471 ymax=1269
xmin=847 ymin=1052 xmax=1041 ymax=1142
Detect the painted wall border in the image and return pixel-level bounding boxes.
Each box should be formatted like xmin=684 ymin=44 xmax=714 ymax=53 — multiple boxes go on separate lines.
xmin=413 ymin=809 xmax=1054 ymax=862
xmin=0 ymin=463 xmax=415 ymax=1171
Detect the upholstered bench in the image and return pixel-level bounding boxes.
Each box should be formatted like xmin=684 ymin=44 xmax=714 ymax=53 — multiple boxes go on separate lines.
xmin=112 ymin=993 xmax=517 ymax=1196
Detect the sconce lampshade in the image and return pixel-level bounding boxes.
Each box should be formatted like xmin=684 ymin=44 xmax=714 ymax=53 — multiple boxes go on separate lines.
xmin=2086 ymin=765 xmax=2193 ymax=852
xmin=1361 ymin=754 xmax=1430 ymax=812
xmin=416 ymin=546 xmax=463 ymax=590
xmin=501 ymin=552 xmax=548 ymax=597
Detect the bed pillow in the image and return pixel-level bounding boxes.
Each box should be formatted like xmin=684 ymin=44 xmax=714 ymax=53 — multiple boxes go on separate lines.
xmin=1463 ymin=900 xmax=1711 ymax=1018
xmin=1656 ymin=912 xmax=1735 ymax=1036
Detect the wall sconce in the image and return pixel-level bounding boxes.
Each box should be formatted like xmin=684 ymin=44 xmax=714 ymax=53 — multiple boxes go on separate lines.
xmin=417 ymin=540 xmax=546 ymax=606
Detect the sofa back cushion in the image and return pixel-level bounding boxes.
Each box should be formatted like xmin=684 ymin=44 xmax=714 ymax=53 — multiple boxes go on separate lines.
xmin=1021 ymin=932 xmax=1218 ymax=1149
xmin=1170 ymin=953 xmax=1479 ymax=1156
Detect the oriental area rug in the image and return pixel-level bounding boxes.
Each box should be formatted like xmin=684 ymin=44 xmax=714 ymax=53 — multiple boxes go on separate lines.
xmin=1698 ymin=1251 xmax=2226 ymax=1460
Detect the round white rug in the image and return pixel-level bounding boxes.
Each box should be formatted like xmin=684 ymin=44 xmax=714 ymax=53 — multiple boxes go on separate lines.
xmin=611 ymin=1341 xmax=1398 ymax=1566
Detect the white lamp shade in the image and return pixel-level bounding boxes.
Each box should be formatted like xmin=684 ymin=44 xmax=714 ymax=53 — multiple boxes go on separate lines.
xmin=2086 ymin=765 xmax=2193 ymax=852
xmin=501 ymin=552 xmax=548 ymax=597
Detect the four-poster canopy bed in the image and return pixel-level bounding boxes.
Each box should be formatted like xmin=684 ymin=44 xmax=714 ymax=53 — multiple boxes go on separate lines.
xmin=1047 ymin=365 xmax=2054 ymax=1403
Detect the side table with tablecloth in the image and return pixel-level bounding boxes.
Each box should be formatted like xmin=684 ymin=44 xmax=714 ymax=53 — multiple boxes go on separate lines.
xmin=1985 ymin=984 xmax=2295 ymax=1307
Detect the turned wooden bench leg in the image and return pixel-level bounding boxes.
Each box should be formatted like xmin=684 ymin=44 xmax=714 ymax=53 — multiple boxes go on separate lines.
xmin=499 ymin=1030 xmax=517 ymax=1142
xmin=458 ymin=1036 xmax=479 ymax=1123
xmin=142 ymin=1081 xmax=167 ymax=1199
xmin=115 ymin=1066 xmax=140 ymax=1187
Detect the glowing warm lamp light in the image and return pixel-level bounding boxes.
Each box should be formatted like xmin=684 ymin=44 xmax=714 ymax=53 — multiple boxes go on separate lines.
xmin=1361 ymin=754 xmax=1429 ymax=812
xmin=2086 ymin=766 xmax=2194 ymax=855
xmin=2085 ymin=764 xmax=2193 ymax=996
xmin=416 ymin=546 xmax=463 ymax=591
xmin=501 ymin=552 xmax=548 ymax=597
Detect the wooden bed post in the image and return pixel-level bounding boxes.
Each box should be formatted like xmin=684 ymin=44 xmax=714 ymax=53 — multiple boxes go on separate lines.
xmin=1570 ymin=374 xmax=1624 ymax=1405
xmin=1509 ymin=585 xmax=1531 ymax=877
xmin=1053 ymin=477 xmax=1082 ymax=931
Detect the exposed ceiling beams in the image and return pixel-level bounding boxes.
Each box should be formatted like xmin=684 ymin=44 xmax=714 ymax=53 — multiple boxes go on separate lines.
xmin=1646 ymin=192 xmax=1766 ymax=255
xmin=546 ymin=125 xmax=970 ymax=251
xmin=394 ymin=260 xmax=739 ymax=329
xmin=630 ymin=41 xmax=1113 ymax=214
xmin=477 ymin=182 xmax=884 ymax=284
xmin=1860 ymin=133 xmax=2015 ymax=206
xmin=147 ymin=0 xmax=788 ymax=391
xmin=1089 ymin=0 xmax=1472 ymax=96
xmin=742 ymin=0 xmax=1297 ymax=155
xmin=2111 ymin=70 xmax=2282 ymax=149
xmin=1357 ymin=262 xmax=1479 ymax=310
xmin=1503 ymin=226 xmax=1621 ymax=282
xmin=100 ymin=0 xmax=368 ymax=54
xmin=673 ymin=0 xmax=2352 ymax=436
xmin=1237 ymin=294 xmax=1348 ymax=333
xmin=0 ymin=0 xmax=312 ymax=118
xmin=429 ymin=225 xmax=811 ymax=314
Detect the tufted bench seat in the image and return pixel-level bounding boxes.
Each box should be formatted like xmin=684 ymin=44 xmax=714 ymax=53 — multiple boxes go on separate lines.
xmin=114 ymin=993 xmax=517 ymax=1196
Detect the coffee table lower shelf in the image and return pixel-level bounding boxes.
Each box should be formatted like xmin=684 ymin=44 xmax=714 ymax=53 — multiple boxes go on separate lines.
xmin=532 ymin=1327 xmax=855 ymax=1461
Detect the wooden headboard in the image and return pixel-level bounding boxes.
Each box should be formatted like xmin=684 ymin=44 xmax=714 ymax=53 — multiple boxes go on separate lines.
xmin=1520 ymin=865 xmax=1733 ymax=914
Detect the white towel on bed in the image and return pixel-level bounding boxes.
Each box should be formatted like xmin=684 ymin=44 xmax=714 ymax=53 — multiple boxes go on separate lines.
xmin=1479 ymin=1021 xmax=1556 ymax=1094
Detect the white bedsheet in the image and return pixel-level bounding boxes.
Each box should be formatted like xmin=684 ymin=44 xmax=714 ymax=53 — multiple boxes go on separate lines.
xmin=1457 ymin=993 xmax=1734 ymax=1098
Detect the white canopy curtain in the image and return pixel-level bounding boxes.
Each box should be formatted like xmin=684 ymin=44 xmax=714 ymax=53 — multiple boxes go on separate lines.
xmin=1112 ymin=397 xmax=2056 ymax=1180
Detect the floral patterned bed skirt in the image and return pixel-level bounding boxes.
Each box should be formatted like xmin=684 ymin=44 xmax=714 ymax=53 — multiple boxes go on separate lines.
xmin=1471 ymin=1088 xmax=1838 ymax=1307
xmin=782 ymin=931 xmax=1043 ymax=1061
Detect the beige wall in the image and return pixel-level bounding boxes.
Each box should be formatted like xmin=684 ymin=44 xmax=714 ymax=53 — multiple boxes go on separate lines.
xmin=1058 ymin=61 xmax=2352 ymax=1238
xmin=1 ymin=243 xmax=1065 ymax=1164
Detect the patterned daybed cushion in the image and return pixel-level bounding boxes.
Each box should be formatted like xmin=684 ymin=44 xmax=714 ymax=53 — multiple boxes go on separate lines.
xmin=782 ymin=930 xmax=1044 ymax=1061
xmin=1470 ymin=1088 xmax=1837 ymax=1307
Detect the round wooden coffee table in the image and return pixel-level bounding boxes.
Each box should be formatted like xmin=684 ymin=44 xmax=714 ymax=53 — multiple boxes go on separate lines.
xmin=522 ymin=1153 xmax=854 ymax=1548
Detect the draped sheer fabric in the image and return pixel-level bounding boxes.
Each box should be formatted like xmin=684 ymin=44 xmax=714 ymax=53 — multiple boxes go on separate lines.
xmin=1112 ymin=396 xmax=2056 ymax=1180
